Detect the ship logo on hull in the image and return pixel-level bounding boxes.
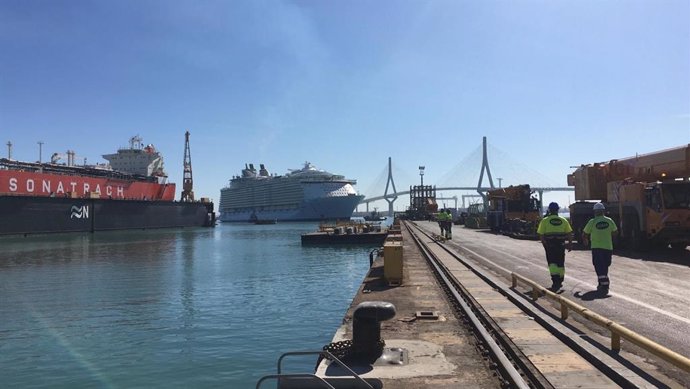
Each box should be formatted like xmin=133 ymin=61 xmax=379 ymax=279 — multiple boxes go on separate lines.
xmin=70 ymin=205 xmax=89 ymax=219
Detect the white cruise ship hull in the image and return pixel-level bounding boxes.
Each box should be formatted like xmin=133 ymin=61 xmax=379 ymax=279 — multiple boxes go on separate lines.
xmin=220 ymin=162 xmax=365 ymax=222
xmin=219 ymin=194 xmax=364 ymax=222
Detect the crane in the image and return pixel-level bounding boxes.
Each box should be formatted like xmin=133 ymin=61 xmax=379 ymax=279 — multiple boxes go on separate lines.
xmin=436 ymin=195 xmax=458 ymax=211
xmin=568 ymin=144 xmax=690 ymax=250
xmin=180 ymin=131 xmax=195 ymax=202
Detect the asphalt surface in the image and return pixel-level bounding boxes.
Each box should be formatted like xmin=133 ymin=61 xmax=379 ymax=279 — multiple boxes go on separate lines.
xmin=414 ymin=221 xmax=690 ymax=385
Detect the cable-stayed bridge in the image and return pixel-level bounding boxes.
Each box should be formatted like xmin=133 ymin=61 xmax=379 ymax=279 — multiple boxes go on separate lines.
xmin=357 ymin=137 xmax=573 ymax=216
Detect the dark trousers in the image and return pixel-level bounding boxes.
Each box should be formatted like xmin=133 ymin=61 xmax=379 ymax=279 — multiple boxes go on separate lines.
xmin=592 ymin=248 xmax=612 ymax=291
xmin=443 ymin=221 xmax=452 ymax=238
xmin=544 ymin=240 xmax=565 ymax=287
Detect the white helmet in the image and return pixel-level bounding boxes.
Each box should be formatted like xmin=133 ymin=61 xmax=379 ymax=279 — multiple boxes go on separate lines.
xmin=593 ymin=202 xmax=605 ymax=211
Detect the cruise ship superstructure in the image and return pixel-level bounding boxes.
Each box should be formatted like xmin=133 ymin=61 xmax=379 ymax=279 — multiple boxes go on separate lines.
xmin=219 ymin=162 xmax=364 ymax=222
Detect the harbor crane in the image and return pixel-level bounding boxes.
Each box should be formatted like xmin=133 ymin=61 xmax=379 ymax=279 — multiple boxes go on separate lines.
xmin=180 ymin=131 xmax=195 ymax=202
xmin=437 ymin=195 xmax=458 ymax=210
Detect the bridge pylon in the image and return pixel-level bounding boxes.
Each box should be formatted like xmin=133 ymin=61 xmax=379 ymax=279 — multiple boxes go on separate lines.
xmin=477 ymin=136 xmax=495 ymax=204
xmin=383 ymin=157 xmax=398 ymax=216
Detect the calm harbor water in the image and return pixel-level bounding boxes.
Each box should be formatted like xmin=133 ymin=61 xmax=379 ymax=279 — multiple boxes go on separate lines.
xmin=0 ymin=222 xmax=378 ymax=388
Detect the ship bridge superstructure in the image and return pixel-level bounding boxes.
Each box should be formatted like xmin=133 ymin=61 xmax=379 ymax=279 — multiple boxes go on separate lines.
xmin=102 ymin=135 xmax=166 ymax=181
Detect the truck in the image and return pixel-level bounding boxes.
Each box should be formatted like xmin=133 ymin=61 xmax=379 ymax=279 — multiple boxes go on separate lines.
xmin=464 ymin=202 xmax=487 ymax=229
xmin=486 ymin=184 xmax=542 ymax=239
xmin=568 ymin=145 xmax=690 ymax=250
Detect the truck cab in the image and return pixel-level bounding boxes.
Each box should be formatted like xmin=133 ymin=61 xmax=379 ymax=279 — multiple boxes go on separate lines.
xmin=645 ymin=181 xmax=690 ymax=249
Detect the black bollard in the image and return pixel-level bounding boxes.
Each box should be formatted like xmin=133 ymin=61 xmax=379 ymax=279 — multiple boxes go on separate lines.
xmin=351 ymin=301 xmax=396 ymax=362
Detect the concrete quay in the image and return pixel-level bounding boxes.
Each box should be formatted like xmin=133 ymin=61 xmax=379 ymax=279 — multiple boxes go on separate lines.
xmin=305 ymin=220 xmax=689 ymax=388
xmin=313 ymin=222 xmax=503 ymax=388
xmin=413 ymin=220 xmax=690 ymax=388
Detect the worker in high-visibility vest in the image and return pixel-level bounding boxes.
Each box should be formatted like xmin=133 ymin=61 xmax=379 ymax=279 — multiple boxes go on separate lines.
xmin=444 ymin=209 xmax=453 ymax=239
xmin=437 ymin=210 xmax=446 ymax=237
xmin=536 ymin=202 xmax=573 ymax=291
xmin=583 ymin=202 xmax=618 ymax=295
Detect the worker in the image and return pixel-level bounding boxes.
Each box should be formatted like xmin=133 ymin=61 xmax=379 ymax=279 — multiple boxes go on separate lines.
xmin=437 ymin=210 xmax=446 ymax=237
xmin=444 ymin=209 xmax=453 ymax=239
xmin=536 ymin=202 xmax=573 ymax=291
xmin=582 ymin=202 xmax=618 ymax=295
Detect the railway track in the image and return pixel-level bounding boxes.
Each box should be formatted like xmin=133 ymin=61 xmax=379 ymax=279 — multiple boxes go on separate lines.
xmin=404 ymin=220 xmax=660 ymax=388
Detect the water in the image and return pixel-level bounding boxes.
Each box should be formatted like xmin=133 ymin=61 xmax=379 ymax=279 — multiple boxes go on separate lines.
xmin=0 ymin=223 xmax=376 ymax=388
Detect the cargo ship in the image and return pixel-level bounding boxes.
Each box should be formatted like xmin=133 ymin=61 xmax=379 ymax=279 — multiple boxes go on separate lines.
xmin=0 ymin=135 xmax=215 ymax=236
xmin=219 ymin=162 xmax=364 ymax=222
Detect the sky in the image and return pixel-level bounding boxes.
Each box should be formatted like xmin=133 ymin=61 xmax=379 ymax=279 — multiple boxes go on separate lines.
xmin=1 ymin=0 xmax=688 ymax=211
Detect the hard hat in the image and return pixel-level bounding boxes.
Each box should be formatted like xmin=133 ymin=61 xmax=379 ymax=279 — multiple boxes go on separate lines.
xmin=548 ymin=202 xmax=559 ymax=211
xmin=593 ymin=202 xmax=605 ymax=211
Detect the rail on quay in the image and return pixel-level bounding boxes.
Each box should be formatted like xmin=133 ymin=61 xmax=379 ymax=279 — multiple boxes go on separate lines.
xmin=404 ymin=222 xmax=533 ymax=388
xmin=259 ymin=219 xmax=687 ymax=388
xmin=406 ymin=220 xmax=688 ymax=387
xmin=511 ymin=272 xmax=690 ymax=373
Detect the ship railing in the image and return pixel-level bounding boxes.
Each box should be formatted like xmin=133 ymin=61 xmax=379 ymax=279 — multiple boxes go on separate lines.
xmin=256 ymin=350 xmax=373 ymax=389
xmin=1 ymin=158 xmax=161 ymax=183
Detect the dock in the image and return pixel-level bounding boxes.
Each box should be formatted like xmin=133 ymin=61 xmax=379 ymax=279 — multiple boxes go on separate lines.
xmin=311 ymin=221 xmax=503 ymax=388
xmin=262 ymin=219 xmax=690 ymax=388
xmin=301 ymin=222 xmax=388 ymax=245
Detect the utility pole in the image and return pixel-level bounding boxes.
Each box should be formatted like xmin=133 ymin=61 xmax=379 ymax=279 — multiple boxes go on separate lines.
xmin=180 ymin=131 xmax=195 ymax=202
xmin=37 ymin=141 xmax=44 ymax=172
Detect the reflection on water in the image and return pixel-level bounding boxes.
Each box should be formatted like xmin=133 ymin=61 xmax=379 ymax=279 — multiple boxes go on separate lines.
xmin=0 ymin=223 xmax=374 ymax=388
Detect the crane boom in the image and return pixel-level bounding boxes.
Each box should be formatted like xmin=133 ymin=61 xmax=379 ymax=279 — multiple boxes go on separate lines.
xmin=604 ymin=144 xmax=690 ymax=182
xmin=180 ymin=131 xmax=194 ymax=202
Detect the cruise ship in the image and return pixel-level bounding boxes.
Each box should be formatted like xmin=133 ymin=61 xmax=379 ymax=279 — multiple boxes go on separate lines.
xmin=219 ymin=162 xmax=364 ymax=222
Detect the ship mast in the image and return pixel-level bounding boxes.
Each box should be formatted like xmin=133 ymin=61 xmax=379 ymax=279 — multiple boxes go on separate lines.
xmin=180 ymin=130 xmax=195 ymax=202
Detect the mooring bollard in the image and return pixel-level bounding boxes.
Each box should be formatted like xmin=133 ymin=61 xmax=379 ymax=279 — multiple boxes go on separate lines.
xmin=352 ymin=301 xmax=396 ymax=362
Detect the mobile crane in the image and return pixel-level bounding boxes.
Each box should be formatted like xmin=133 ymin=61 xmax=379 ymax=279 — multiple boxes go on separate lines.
xmin=568 ymin=145 xmax=690 ymax=250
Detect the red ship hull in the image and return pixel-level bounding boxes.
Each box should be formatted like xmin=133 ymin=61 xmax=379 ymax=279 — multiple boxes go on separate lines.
xmin=0 ymin=156 xmax=215 ymax=236
xmin=0 ymin=170 xmax=176 ymax=201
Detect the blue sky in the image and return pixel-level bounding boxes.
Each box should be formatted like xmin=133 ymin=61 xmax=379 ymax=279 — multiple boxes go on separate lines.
xmin=1 ymin=0 xmax=688 ymax=210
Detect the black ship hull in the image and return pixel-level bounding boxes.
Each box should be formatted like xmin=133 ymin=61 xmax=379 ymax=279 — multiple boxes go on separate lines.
xmin=0 ymin=196 xmax=215 ymax=236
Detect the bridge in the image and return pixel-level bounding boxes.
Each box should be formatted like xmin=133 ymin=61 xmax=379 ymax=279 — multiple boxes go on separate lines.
xmin=357 ymin=137 xmax=573 ymax=215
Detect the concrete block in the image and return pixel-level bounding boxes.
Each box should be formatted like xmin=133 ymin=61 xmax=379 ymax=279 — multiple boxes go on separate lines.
xmin=383 ymin=241 xmax=403 ymax=285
